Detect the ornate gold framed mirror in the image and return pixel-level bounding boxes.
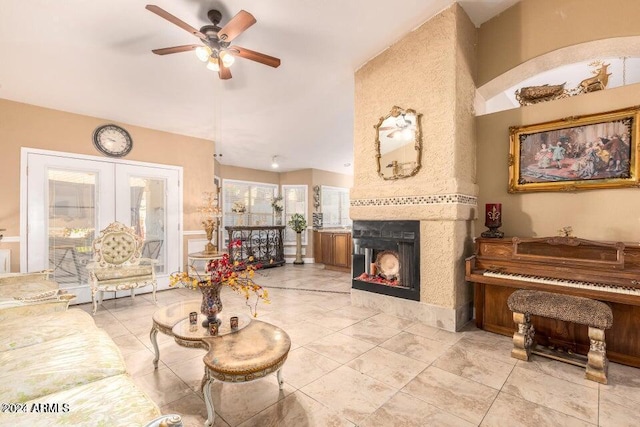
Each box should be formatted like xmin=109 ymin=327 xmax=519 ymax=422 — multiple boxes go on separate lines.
xmin=375 ymin=106 xmax=423 ymax=180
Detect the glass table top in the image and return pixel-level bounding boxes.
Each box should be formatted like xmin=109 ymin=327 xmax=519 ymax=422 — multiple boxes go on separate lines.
xmin=172 ymin=312 xmax=252 ymax=341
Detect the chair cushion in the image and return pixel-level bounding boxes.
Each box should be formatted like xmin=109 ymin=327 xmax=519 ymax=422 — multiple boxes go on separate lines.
xmin=0 ymin=330 xmax=126 ymax=403
xmin=0 ymin=309 xmax=96 ymax=352
xmin=0 ymin=374 xmax=161 ymax=427
xmin=94 ymin=265 xmax=153 ymax=281
xmin=101 ymin=232 xmax=138 ymax=265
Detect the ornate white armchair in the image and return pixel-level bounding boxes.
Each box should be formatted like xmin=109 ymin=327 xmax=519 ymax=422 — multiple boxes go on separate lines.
xmin=86 ymin=222 xmax=157 ymax=314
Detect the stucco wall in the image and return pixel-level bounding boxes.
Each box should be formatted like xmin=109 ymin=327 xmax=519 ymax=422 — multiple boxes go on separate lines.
xmin=352 ymin=4 xmax=477 ymax=315
xmin=353 ymin=4 xmax=478 ymax=201
xmin=0 ymin=98 xmax=215 ymax=272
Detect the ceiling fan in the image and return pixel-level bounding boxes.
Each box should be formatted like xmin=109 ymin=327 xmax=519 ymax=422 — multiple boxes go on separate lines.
xmin=146 ymin=4 xmax=281 ymax=80
xmin=379 ymin=114 xmax=416 ymax=139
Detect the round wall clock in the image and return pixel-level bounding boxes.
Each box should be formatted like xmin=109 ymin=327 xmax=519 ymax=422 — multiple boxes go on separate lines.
xmin=93 ymin=124 xmax=133 ymax=157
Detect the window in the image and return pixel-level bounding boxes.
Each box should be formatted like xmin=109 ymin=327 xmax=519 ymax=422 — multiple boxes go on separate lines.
xmin=282 ymin=185 xmax=307 ymax=245
xmin=222 ymin=180 xmax=278 ymax=232
xmin=321 ymin=186 xmax=351 ymax=228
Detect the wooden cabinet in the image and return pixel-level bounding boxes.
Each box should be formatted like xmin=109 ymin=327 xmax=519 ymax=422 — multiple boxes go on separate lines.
xmin=313 ymin=231 xmax=352 ymax=272
xmin=313 ymin=232 xmax=323 ymax=264
xmin=332 ymin=233 xmax=351 ymax=269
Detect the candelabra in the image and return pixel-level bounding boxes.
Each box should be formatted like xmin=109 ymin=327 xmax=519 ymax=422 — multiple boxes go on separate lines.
xmin=197 ymin=191 xmax=222 ymax=254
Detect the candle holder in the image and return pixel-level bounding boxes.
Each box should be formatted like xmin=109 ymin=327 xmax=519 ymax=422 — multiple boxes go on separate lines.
xmin=189 ymin=311 xmax=198 ymax=325
xmin=208 ymin=321 xmax=219 ymax=336
xmin=481 ymin=203 xmax=504 ymax=238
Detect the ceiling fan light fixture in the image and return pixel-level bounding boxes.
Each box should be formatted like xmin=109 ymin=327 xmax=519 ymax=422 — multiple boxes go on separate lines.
xmin=195 ymin=45 xmax=212 ymax=62
xmin=220 ymin=50 xmax=235 ymax=67
xmin=147 ymin=6 xmax=281 ymax=80
xmin=206 ymin=57 xmax=220 ymax=71
xmin=271 ymin=156 xmax=279 ymax=169
xmin=395 ymin=115 xmax=408 ymax=128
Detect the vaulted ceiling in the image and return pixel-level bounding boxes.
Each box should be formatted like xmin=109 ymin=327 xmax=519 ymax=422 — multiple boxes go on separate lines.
xmin=0 ymin=0 xmax=518 ymax=174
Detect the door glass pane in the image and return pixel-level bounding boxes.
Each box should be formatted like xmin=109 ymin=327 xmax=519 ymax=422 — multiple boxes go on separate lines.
xmin=48 ymin=169 xmax=96 ymax=288
xmin=130 ymin=177 xmax=166 ymax=274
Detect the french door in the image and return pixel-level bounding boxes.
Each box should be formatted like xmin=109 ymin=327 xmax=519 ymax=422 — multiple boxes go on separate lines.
xmin=24 ymin=150 xmax=182 ymax=304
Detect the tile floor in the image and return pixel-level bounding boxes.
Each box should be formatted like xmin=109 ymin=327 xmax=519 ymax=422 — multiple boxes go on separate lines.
xmin=76 ymin=264 xmax=638 ymax=427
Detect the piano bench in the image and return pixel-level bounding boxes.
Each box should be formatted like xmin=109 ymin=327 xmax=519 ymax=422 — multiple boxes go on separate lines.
xmin=507 ymin=289 xmax=613 ymax=384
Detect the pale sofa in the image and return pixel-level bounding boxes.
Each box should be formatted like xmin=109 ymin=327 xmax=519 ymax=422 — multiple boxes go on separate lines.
xmin=0 ymin=273 xmax=181 ymax=427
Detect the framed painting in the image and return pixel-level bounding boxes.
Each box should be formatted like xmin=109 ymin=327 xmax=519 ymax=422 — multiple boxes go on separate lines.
xmin=508 ymin=106 xmax=640 ymax=193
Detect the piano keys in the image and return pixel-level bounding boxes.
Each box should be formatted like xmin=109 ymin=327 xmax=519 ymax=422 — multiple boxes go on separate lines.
xmin=466 ymin=236 xmax=640 ymax=368
xmin=482 ymin=271 xmax=640 ymax=296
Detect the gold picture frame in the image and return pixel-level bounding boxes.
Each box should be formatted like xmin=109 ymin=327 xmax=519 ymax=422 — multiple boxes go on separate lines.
xmin=508 ymin=106 xmax=640 ymax=193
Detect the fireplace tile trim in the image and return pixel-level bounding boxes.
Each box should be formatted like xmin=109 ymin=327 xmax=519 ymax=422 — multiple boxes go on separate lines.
xmin=350 ymin=193 xmax=476 ymax=207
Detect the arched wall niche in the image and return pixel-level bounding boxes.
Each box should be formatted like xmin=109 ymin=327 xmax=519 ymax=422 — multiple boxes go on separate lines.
xmin=476 ymin=36 xmax=640 ymax=115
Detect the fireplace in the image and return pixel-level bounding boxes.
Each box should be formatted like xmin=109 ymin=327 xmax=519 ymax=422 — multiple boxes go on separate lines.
xmin=352 ymin=220 xmax=420 ymax=301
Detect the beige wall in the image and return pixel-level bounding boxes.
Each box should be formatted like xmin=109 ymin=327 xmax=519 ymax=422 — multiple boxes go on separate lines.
xmin=218 ymin=164 xmax=280 ymax=185
xmin=478 ymin=0 xmax=640 ymax=86
xmin=476 ymin=0 xmax=640 ymax=242
xmin=310 ymin=169 xmax=352 ymax=189
xmin=0 ymin=99 xmax=216 ymax=272
xmin=477 ymin=84 xmax=640 ymax=241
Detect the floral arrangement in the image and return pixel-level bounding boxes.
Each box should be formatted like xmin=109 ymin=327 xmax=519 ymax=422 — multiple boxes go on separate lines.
xmin=288 ymin=213 xmax=307 ymax=233
xmin=169 ymin=241 xmax=270 ymax=316
xmin=231 ymin=201 xmax=246 ymax=214
xmin=271 ymin=196 xmax=284 ymax=213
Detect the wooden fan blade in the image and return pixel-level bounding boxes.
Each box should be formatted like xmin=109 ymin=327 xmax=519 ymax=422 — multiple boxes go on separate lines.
xmin=152 ymin=44 xmax=200 ymax=55
xmin=229 ymin=46 xmax=281 ymax=68
xmin=146 ymin=5 xmax=206 ymax=40
xmin=217 ymin=10 xmax=256 ymax=42
xmin=219 ymin=61 xmax=232 ymax=80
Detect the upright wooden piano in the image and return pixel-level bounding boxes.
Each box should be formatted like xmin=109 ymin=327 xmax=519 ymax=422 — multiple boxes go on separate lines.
xmin=466 ymin=236 xmax=640 ymax=367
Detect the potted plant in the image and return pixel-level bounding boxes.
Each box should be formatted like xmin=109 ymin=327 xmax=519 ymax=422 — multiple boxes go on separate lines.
xmin=288 ymin=213 xmax=307 ymax=265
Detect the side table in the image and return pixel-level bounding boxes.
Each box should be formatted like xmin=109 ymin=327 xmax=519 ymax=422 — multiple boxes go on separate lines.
xmin=187 ymin=251 xmax=226 ymax=275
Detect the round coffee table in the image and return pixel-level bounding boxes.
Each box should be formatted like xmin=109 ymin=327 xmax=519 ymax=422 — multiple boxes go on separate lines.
xmin=149 ymin=301 xmax=291 ymax=426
